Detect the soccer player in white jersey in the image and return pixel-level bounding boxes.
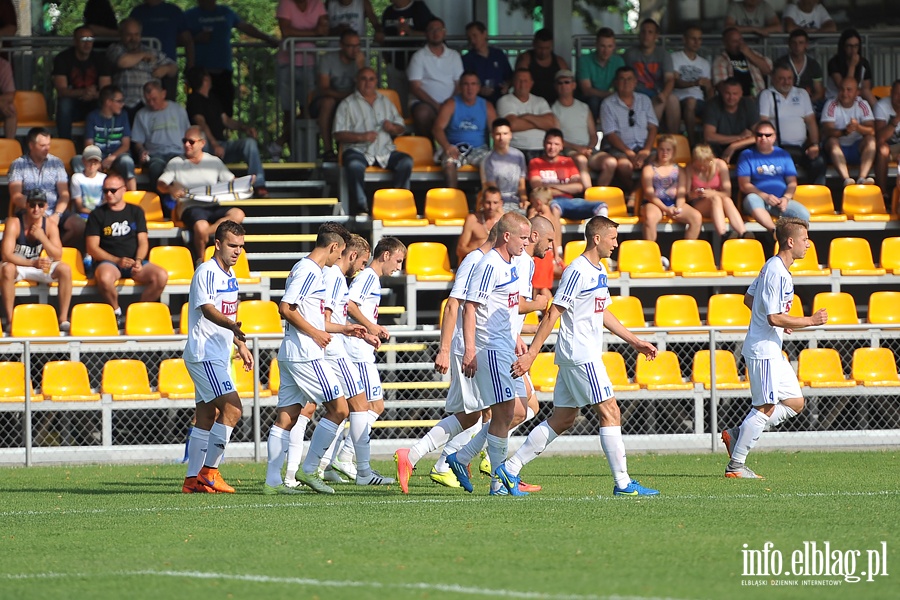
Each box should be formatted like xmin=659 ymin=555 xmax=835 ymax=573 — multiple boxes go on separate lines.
xmin=182 ymin=220 xmax=252 ymax=494
xmin=499 ymin=216 xmax=661 ymax=496
xmin=346 ymin=236 xmax=406 ymax=485
xmin=722 ymin=217 xmax=827 ymax=479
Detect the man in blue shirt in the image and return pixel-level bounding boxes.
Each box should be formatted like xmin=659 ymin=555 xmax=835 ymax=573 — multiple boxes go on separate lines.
xmin=129 ymin=0 xmax=194 ymax=100
xmin=462 ymin=21 xmax=513 ymax=106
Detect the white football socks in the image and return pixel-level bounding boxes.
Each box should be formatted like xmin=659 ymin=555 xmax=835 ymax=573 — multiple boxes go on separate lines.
xmin=505 ymin=420 xmax=556 ymax=477
xmin=765 ymin=403 xmax=798 ymax=430
xmin=731 ymin=408 xmax=770 ymax=465
xmin=455 ymin=421 xmax=489 ymax=465
xmin=349 ymin=411 xmax=372 ymax=476
xmin=186 ymin=427 xmax=210 ymax=478
xmin=285 ymin=414 xmax=310 ymax=481
xmin=303 ymin=418 xmax=339 ymax=475
xmin=435 ymin=420 xmax=481 ymax=473
xmin=204 ymin=422 xmax=233 ymax=469
xmin=599 ymin=426 xmax=631 ymax=490
xmin=265 ymin=425 xmax=290 ymax=487
xmin=409 ymin=415 xmax=463 ymax=466
xmin=485 ymin=433 xmax=508 ymax=476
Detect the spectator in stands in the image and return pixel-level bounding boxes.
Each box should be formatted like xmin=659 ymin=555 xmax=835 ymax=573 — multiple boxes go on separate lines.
xmin=704 ymin=78 xmax=759 ymax=164
xmin=107 ymin=18 xmax=178 ymax=123
xmin=874 ymin=80 xmax=900 ymax=197
xmin=600 ymin=66 xmax=659 ymax=202
xmin=774 ymin=28 xmax=825 ymax=110
xmin=759 ymin=64 xmax=825 ymax=185
xmin=826 ymin=28 xmax=877 ymax=109
xmin=83 ymin=0 xmax=119 ymax=41
xmin=9 ymin=128 xmax=84 ymax=249
xmin=712 ymin=27 xmax=772 ymax=99
xmin=407 ymin=18 xmax=464 ymax=138
xmin=671 ymin=26 xmax=714 ymax=147
xmin=515 ymin=28 xmax=569 ymax=106
xmin=496 ymin=68 xmax=559 ymax=162
xmin=481 ymin=117 xmax=527 ymax=214
xmin=272 ymin=0 xmax=329 ymax=158
xmin=328 ymin=0 xmax=382 ymax=38
xmin=456 ymin=185 xmax=504 ymax=263
xmin=821 ymin=77 xmax=877 ymax=187
xmin=738 ymin=120 xmax=811 ymax=232
xmin=334 ymin=67 xmax=411 ymax=216
xmin=129 ymin=0 xmax=194 ymax=100
xmin=432 ymin=71 xmax=495 ymax=190
xmin=157 ymin=126 xmax=246 ymax=260
xmin=311 ymin=30 xmax=364 ymax=161
xmin=725 ymin=0 xmax=782 ymax=36
xmin=132 ymin=79 xmax=191 ymax=193
xmin=687 ymin=143 xmax=751 ymax=240
xmin=381 ymin=0 xmax=434 ymax=110
xmin=70 ymin=145 xmax=107 ymax=219
xmin=185 ymin=66 xmax=268 ymax=197
xmin=552 ymin=69 xmax=616 ymax=189
xmin=78 ymin=85 xmax=137 ymax=191
xmin=783 ymin=0 xmax=836 ymax=33
xmin=577 ymin=28 xmax=625 ymax=120
xmin=52 ymin=26 xmax=111 ymax=142
xmin=640 ymin=134 xmax=702 ymax=243
xmin=1 ymin=189 xmax=73 ymax=333
xmin=85 ymin=172 xmax=168 ymax=325
xmin=0 ymin=0 xmax=15 ymax=37
xmin=185 ymin=0 xmax=279 ymax=117
xmin=625 ymin=19 xmax=679 ymax=135
xmin=0 ymin=55 xmax=15 ymax=139
xmin=462 ymin=20 xmax=512 ymax=106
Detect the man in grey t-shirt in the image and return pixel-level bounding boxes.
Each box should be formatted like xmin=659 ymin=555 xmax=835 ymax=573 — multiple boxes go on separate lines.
xmin=313 ymin=31 xmax=364 ymax=160
xmin=132 ymin=79 xmax=191 ymax=190
xmin=481 ymin=118 xmax=527 ymax=214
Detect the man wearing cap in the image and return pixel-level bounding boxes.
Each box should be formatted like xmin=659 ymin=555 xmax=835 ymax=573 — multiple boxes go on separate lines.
xmin=70 ymin=145 xmax=107 ymax=219
xmin=1 ymin=189 xmax=73 ymax=332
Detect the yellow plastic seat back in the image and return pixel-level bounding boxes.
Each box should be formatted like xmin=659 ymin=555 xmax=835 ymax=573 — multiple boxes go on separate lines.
xmin=232 ymin=357 xmax=271 ymax=397
xmin=720 ymin=238 xmax=765 ymax=277
xmin=149 ymin=246 xmax=194 ymax=284
xmin=237 ymin=300 xmax=283 ymax=334
xmin=692 ymin=350 xmax=748 ymax=389
xmin=812 ymin=292 xmax=858 ymax=324
xmin=655 ymin=295 xmax=702 ymax=329
xmin=788 ymin=239 xmax=830 ymax=276
xmin=584 ymin=186 xmax=638 ymax=224
xmin=406 ymin=242 xmax=454 ymax=281
xmin=529 ymin=352 xmax=558 ymax=392
xmin=842 ymin=185 xmax=890 ymax=221
xmin=563 ymin=240 xmax=586 ymax=266
xmin=102 ymin=359 xmax=160 ymax=400
xmin=12 ymin=304 xmax=60 ymax=337
xmin=42 ymin=361 xmax=101 ymax=401
xmin=868 ymin=291 xmax=900 ymax=324
xmin=851 ymin=348 xmax=900 ymax=386
xmin=372 ymin=188 xmax=425 ymax=224
xmin=424 ymin=188 xmax=468 ymax=225
xmin=793 ymin=185 xmax=845 ymax=221
xmin=798 ymin=348 xmax=855 ymax=387
xmin=158 ymin=358 xmax=195 ymax=399
xmin=606 ymin=295 xmax=644 ymax=328
xmin=49 ymin=138 xmax=77 ymax=175
xmin=602 ymin=351 xmax=640 ymax=391
xmin=617 ymin=240 xmax=674 ymax=278
xmin=707 ymin=294 xmax=751 ymax=327
xmin=635 ymin=351 xmax=692 ymax=390
xmin=0 ymin=138 xmax=22 ymax=176
xmin=70 ymin=303 xmax=118 ymax=337
xmin=881 ymin=238 xmax=900 ymax=273
xmin=126 ymin=302 xmax=175 ymax=336
xmin=0 ymin=362 xmax=42 ymax=402
xmin=670 ymin=239 xmax=726 ymax=277
xmin=828 ymin=237 xmax=885 ymax=275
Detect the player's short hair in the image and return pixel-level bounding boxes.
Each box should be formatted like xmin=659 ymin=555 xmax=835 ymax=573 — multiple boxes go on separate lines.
xmin=345 ymin=233 xmax=370 ymax=257
xmin=530 ymin=215 xmax=554 ymax=235
xmin=486 ymin=223 xmax=500 ymax=245
xmin=482 ymin=185 xmax=502 ymax=201
xmin=316 ymin=222 xmax=351 ymax=249
xmin=496 ymin=212 xmax=530 ymax=242
xmin=27 ymin=127 xmax=51 ymax=144
xmin=585 ymin=215 xmax=618 ymax=242
xmin=529 ymin=186 xmax=553 ymax=205
xmin=215 ymin=220 xmax=245 ymax=243
xmin=543 ymin=128 xmax=564 ymax=143
xmin=596 ymin=27 xmax=615 ymax=41
xmin=491 ymin=117 xmax=511 ymax=131
xmin=373 ymin=236 xmax=406 ymax=259
xmin=775 ymin=217 xmax=809 ymax=249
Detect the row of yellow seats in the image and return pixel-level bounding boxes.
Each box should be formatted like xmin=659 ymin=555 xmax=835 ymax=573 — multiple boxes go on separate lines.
xmin=794 ymin=184 xmax=896 ymax=222
xmin=529 ymin=347 xmax=900 ymax=393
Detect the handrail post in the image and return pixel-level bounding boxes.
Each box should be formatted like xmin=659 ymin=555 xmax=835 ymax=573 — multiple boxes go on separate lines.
xmin=24 ymin=340 xmax=32 ymax=467
xmin=709 ymin=329 xmax=718 ymax=453
xmin=252 ymin=336 xmax=261 ymax=462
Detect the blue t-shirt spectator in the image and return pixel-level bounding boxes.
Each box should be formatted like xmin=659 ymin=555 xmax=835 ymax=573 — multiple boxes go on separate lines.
xmin=736 ymin=146 xmax=797 ymax=197
xmin=185 ymin=4 xmax=241 ymax=72
xmin=463 ymin=46 xmax=513 ymax=105
xmin=85 ymin=109 xmax=131 ymax=157
xmin=129 ymin=1 xmax=188 ymax=62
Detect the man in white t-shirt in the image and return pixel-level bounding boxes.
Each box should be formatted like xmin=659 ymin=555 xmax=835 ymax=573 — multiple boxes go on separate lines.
xmin=182 ymin=220 xmax=252 ymax=494
xmin=497 ymin=68 xmax=560 ymax=161
xmin=724 ymin=0 xmax=782 ymax=37
xmin=783 ymin=0 xmax=836 ymax=33
xmin=407 ymin=17 xmax=463 ymax=138
xmin=820 ymin=77 xmax=876 ymax=186
xmin=874 ymin=80 xmax=900 ymax=200
xmin=671 ymin=26 xmax=713 ymax=147
xmin=722 ymin=217 xmax=827 ymax=479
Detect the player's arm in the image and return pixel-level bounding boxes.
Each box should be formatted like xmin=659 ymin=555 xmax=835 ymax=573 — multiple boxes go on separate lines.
xmin=744 ymin=292 xmax=754 ymax=310
xmin=603 ymin=308 xmax=657 ymax=359
xmin=200 ymin=303 xmax=247 ymax=343
xmin=461 ymin=299 xmax=480 ymax=377
xmin=279 ymin=300 xmax=330 ymax=348
xmin=768 ymin=310 xmax=827 ymax=330
xmin=511 ymin=303 xmax=564 ymax=376
xmin=347 ymin=299 xmax=388 ymax=339
xmin=435 ymin=295 xmax=460 ymax=374
xmin=518 ymin=289 xmax=550 ymax=314
xmin=323 ymin=306 xmax=366 ymax=337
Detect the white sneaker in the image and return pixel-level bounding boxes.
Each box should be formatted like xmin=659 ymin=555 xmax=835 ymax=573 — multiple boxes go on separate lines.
xmin=330 ymin=459 xmax=357 ymax=480
xmin=660 ymin=256 xmax=670 ymax=270
xmin=356 ymin=469 xmax=395 ymax=486
xmin=322 ymin=468 xmax=347 ymax=483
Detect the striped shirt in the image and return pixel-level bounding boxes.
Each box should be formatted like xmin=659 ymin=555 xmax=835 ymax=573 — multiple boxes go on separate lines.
xmin=465 ymin=248 xmax=520 ymax=354
xmin=279 ymin=257 xmax=327 ymax=362
xmin=553 ymin=255 xmax=610 ymax=366
xmin=345 ymin=266 xmax=381 ymax=363
xmin=184 ymin=258 xmax=239 ymax=364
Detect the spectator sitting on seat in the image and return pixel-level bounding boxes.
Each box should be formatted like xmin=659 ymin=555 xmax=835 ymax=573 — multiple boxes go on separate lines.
xmin=496 ymin=68 xmax=560 ymax=162
xmin=333 ymin=67 xmax=411 ymax=216
xmin=77 ymin=85 xmax=137 ymax=191
xmin=70 ymin=145 xmax=106 ymax=220
xmin=826 ymin=28 xmax=877 ymax=109
xmin=704 ymin=78 xmax=759 ymax=164
xmin=456 ymin=185 xmax=504 ymax=263
xmin=774 ymin=28 xmax=825 ymax=110
xmin=738 ymin=120 xmax=811 ymax=233
xmin=0 ymin=54 xmax=15 ymax=139
xmin=132 ymin=79 xmax=191 ymax=193
xmin=52 ymin=25 xmax=112 ymax=141
xmin=328 ymin=0 xmax=382 ymax=38
xmin=821 ymin=76 xmax=876 ymax=187
xmin=1 ymin=189 xmax=73 ymax=333
xmin=671 ymin=26 xmax=714 ymax=147
xmin=407 ymin=17 xmax=464 ymax=138
xmin=725 ymin=0 xmax=782 ymax=37
xmin=185 ymin=66 xmax=269 ymax=197
xmin=783 ymin=0 xmax=836 ymax=34
xmin=310 ymin=30 xmax=364 ymax=162
xmin=129 ymin=0 xmax=194 ymax=101
xmin=515 ymin=27 xmax=570 ymax=106
xmin=462 ymin=20 xmax=513 ymax=105
xmin=712 ymin=27 xmax=772 ymax=99
xmin=481 ymin=118 xmax=528 ymax=215
xmin=85 ymin=172 xmax=169 ymax=325
xmin=577 ymin=28 xmax=625 ymax=120
xmin=641 ymin=134 xmax=702 ymax=243
xmin=433 ymin=71 xmax=496 ymax=190
xmin=9 ymin=127 xmax=84 ymax=249
xmin=157 ymin=126 xmax=246 ymax=260
xmin=686 ymin=143 xmax=750 ymax=240
xmin=625 ymin=19 xmax=680 ymax=135
xmin=874 ymin=79 xmax=900 ymax=197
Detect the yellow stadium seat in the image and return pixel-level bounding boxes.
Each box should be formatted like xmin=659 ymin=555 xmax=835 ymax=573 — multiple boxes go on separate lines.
xmin=787 ymin=293 xmax=804 ymax=317
xmin=236 ymin=300 xmax=282 ymax=334
xmin=268 ymin=358 xmax=280 ymax=394
xmin=602 ymin=351 xmax=640 ymax=391
xmin=14 ymin=91 xmax=54 ymax=130
xmin=563 ymin=240 xmax=586 ymax=266
xmin=692 ymin=350 xmax=749 ymax=389
xmin=49 ymin=138 xmax=77 ymax=175
xmin=0 ymin=138 xmax=21 ymax=176
xmin=788 ymin=239 xmax=830 ymax=276
xmin=635 ymin=351 xmax=692 ymax=390
xmin=102 ymin=359 xmax=161 ymax=400
xmin=0 ymin=362 xmax=42 ymax=402
xmin=868 ymin=291 xmax=900 ymax=324
xmin=721 ymin=238 xmax=765 ymax=277
xmin=852 ymin=348 xmax=900 ymax=386
xmin=654 ymin=133 xmax=691 ymax=165
xmin=793 ymin=185 xmax=845 ymax=221
xmin=529 ymin=352 xmax=558 ymax=392
xmin=406 ymin=242 xmax=454 ymax=281
xmin=149 ymin=246 xmax=194 ymax=285
xmin=12 ymin=304 xmax=60 ymax=337
xmin=584 ymin=186 xmax=639 ymax=224
xmin=424 ymin=188 xmax=468 ymax=225
xmin=158 ymin=358 xmax=195 ymax=399
xmin=617 ymin=240 xmax=674 ymax=278
xmin=202 ymin=246 xmax=258 ymax=283
xmin=124 ymin=191 xmax=173 ymax=229
xmin=180 ymin=302 xmax=190 ymax=334
xmin=707 ymin=294 xmax=751 ymax=327
xmin=880 ymin=237 xmax=900 ymax=273
xmin=395 ymin=136 xmax=441 ymax=172
xmin=126 ymin=302 xmax=175 ymax=336
xmin=232 ymin=357 xmax=271 ymax=398
xmin=872 ymin=85 xmax=891 ymax=99
xmin=669 ymin=239 xmax=726 ymax=277
xmin=70 ymin=303 xmax=118 ymax=337
xmin=41 ymin=361 xmax=101 ymax=401
xmin=655 ymin=295 xmax=702 ymax=330
xmin=842 ymin=185 xmax=890 ymax=221
xmin=606 ymin=295 xmax=644 ymax=328
xmin=798 ymin=348 xmax=856 ymax=388
xmin=828 ymin=238 xmax=886 ymax=276
xmin=812 ymin=292 xmax=858 ymax=324
xmin=372 ymin=188 xmax=428 ymax=226
xmin=376 ymin=88 xmax=405 ymax=117
xmin=58 ymin=247 xmax=91 ymax=287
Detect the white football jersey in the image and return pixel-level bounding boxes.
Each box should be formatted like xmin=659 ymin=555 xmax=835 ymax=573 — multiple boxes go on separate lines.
xmin=449 ymin=248 xmax=485 ymax=357
xmin=345 ymin=266 xmax=380 ymax=363
xmin=278 ymin=257 xmax=327 ymax=362
xmin=511 ymin=252 xmax=535 ymax=336
xmin=323 ymin=263 xmax=350 ymax=359
xmin=553 ymin=255 xmax=611 ymax=366
xmin=184 ymin=258 xmax=239 ymax=364
xmin=743 ymin=256 xmax=794 ymax=359
xmin=465 ymin=248 xmax=520 ymax=353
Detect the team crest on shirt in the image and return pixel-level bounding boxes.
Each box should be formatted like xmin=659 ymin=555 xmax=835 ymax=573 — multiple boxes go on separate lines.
xmin=508 ymin=292 xmax=520 ymax=308
xmin=221 ymin=299 xmax=237 ymax=317
xmin=217 ymin=278 xmax=240 ymax=293
xmin=595 ymin=297 xmax=606 ymax=313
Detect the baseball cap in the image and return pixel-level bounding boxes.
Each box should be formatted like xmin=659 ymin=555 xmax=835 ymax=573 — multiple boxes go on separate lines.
xmin=26 ymin=188 xmax=47 ymax=204
xmin=82 ymin=145 xmax=103 ymax=162
xmin=555 ymin=69 xmax=576 ymax=81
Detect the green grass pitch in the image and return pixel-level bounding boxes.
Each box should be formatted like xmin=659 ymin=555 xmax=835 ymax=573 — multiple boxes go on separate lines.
xmin=0 ymin=451 xmax=897 ymax=599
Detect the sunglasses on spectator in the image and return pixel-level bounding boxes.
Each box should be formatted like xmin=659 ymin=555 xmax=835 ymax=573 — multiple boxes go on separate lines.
xmin=183 ymin=138 xmax=202 ymax=145
xmin=27 ymin=201 xmax=47 ymax=208
xmin=628 ymin=109 xmax=635 ymax=127
xmin=102 ymin=186 xmax=124 ymax=195
xmin=755 ymin=133 xmax=774 ymax=138
xmin=78 ymin=36 xmax=95 ymax=42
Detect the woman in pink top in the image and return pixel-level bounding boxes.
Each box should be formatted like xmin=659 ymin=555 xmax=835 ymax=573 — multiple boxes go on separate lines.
xmin=640 ymin=134 xmax=702 ymax=242
xmin=686 ymin=143 xmax=751 ymax=240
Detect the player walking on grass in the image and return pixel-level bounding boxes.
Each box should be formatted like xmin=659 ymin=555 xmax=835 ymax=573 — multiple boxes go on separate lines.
xmin=499 ymin=216 xmax=661 ymax=497
xmin=182 ymin=220 xmax=252 ymax=494
xmin=722 ymin=217 xmax=827 ymax=479
xmin=345 ymin=236 xmax=406 ymax=486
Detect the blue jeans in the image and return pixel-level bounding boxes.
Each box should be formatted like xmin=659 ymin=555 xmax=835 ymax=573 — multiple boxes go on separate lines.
xmin=343 ymin=149 xmax=413 ymax=215
xmin=549 ymin=197 xmax=608 ymax=220
xmin=742 ymin=193 xmax=811 ymax=221
xmin=56 ymin=97 xmax=94 ymax=141
xmin=222 ymin=138 xmax=265 ymax=186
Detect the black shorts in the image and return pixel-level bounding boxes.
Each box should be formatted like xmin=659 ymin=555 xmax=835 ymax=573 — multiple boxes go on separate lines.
xmin=181 ymin=204 xmax=231 ymax=230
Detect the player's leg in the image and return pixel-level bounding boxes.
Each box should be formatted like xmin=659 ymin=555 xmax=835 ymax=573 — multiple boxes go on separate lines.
xmin=351 ymin=362 xmax=394 ymax=485
xmin=284 ymin=401 xmax=315 ymax=486
xmin=183 ymin=400 xmax=216 ymax=493
xmin=725 ymin=356 xmax=781 ymax=479
xmin=264 ymin=401 xmax=304 ymax=495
